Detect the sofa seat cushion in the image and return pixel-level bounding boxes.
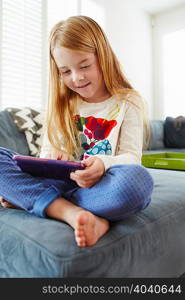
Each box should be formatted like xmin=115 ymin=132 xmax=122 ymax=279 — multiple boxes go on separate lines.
xmin=0 ymin=168 xmax=185 ymax=278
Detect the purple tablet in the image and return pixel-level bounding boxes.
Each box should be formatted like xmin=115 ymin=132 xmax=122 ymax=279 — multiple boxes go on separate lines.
xmin=13 ymin=155 xmax=85 ymax=180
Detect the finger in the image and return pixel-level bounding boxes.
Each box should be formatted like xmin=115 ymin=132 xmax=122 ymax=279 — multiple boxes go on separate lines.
xmin=70 ymin=174 xmax=95 ymax=186
xmin=70 ymin=171 xmax=98 ymax=181
xmin=79 ymin=172 xmax=102 ymax=181
xmin=51 ymin=152 xmax=57 ymax=159
xmin=82 ymin=157 xmax=95 ymax=167
xmin=76 ymin=180 xmax=94 ymax=188
xmin=61 ymin=153 xmax=68 ymax=160
xmin=71 ymin=170 xmax=85 ymax=178
xmin=73 ymin=165 xmax=100 ymax=177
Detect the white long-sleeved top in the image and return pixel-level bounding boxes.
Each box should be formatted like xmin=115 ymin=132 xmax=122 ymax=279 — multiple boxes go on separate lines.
xmin=40 ymin=94 xmax=144 ymax=171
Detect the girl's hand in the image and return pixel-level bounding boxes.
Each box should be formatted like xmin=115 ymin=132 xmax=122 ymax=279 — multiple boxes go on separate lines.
xmin=43 ymin=150 xmax=68 ymax=160
xmin=70 ymin=156 xmax=105 ymax=188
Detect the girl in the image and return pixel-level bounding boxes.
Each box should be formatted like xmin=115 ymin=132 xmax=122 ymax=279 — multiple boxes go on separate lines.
xmin=0 ymin=16 xmax=153 ymax=248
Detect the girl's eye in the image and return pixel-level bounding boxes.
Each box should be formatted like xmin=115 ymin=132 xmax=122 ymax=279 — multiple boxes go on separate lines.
xmin=63 ymin=70 xmax=71 ymax=74
xmin=81 ymin=65 xmax=91 ymax=69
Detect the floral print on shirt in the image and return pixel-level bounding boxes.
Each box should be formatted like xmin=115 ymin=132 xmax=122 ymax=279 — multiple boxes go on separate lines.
xmin=74 ymin=104 xmax=121 ymax=159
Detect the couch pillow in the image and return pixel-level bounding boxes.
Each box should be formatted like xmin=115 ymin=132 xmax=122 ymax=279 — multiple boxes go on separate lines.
xmin=6 ymin=108 xmax=44 ymax=157
xmin=164 ymin=116 xmax=185 ymax=148
xmin=0 ymin=110 xmax=29 ymax=155
xmin=148 ymin=120 xmax=165 ymax=150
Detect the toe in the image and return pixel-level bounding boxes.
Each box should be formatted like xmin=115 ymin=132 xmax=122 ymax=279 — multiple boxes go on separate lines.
xmin=76 ymin=236 xmax=86 ymax=247
xmin=76 ymin=231 xmax=82 ymax=238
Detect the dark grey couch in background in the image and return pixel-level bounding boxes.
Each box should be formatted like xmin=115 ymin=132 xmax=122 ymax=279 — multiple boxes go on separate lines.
xmin=0 ymin=109 xmax=185 ymax=278
xmin=146 ymin=118 xmax=185 ymax=154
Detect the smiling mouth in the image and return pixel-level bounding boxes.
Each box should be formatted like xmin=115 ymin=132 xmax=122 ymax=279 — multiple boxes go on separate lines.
xmin=76 ymin=83 xmax=91 ymax=89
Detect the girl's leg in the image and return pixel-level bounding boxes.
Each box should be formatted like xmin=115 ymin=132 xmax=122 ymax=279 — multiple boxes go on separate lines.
xmin=46 ymin=164 xmax=153 ymax=247
xmin=0 ymin=147 xmax=67 ymax=215
xmin=0 ymin=148 xmax=153 ymax=247
xmin=66 ymin=164 xmax=154 ymax=221
xmin=45 ymin=197 xmax=109 ymax=247
xmin=0 ymin=147 xmax=109 ymax=247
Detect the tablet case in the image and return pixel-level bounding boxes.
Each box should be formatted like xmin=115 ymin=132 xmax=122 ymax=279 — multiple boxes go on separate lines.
xmin=13 ymin=155 xmax=85 ymax=180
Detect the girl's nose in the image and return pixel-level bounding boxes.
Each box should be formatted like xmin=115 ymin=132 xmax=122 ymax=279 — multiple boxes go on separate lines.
xmin=71 ymin=72 xmax=84 ymax=83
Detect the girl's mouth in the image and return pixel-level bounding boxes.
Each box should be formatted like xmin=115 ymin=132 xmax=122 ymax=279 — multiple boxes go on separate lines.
xmin=77 ymin=82 xmax=91 ymax=89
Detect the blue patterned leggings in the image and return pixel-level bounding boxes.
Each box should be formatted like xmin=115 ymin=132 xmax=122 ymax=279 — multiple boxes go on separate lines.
xmin=0 ymin=147 xmax=153 ymax=221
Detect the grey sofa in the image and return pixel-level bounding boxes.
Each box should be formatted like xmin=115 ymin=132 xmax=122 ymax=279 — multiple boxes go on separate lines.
xmin=0 ymin=109 xmax=185 ymax=278
xmin=146 ymin=119 xmax=185 ymax=154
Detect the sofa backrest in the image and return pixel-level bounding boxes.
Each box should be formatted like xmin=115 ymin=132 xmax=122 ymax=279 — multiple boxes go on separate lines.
xmin=148 ymin=120 xmax=165 ymax=150
xmin=0 ymin=110 xmax=30 ymax=155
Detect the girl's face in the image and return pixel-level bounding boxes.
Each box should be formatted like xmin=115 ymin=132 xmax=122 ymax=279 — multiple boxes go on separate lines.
xmin=53 ymin=47 xmax=110 ymax=102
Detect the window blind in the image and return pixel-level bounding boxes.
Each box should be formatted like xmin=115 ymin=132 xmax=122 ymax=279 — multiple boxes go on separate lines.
xmin=0 ymin=0 xmax=46 ymax=110
xmin=0 ymin=0 xmax=81 ymax=111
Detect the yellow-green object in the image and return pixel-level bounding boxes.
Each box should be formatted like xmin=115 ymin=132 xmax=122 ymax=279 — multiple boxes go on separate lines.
xmin=142 ymin=152 xmax=185 ymax=170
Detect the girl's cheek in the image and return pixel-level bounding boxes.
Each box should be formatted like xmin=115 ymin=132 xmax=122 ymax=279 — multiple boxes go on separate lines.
xmin=63 ymin=78 xmax=71 ymax=87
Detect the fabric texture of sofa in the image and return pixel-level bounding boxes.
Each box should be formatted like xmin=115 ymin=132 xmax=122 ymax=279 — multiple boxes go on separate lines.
xmin=0 ymin=109 xmax=185 ymax=278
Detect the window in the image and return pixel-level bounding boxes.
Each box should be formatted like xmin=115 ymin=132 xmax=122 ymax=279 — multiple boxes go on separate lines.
xmin=153 ymin=8 xmax=185 ymax=119
xmin=81 ymin=0 xmax=105 ymax=29
xmin=163 ymin=29 xmax=185 ymax=117
xmin=0 ymin=0 xmax=105 ymax=110
xmin=47 ymin=0 xmax=78 ymax=33
xmin=0 ymin=0 xmax=45 ymax=110
xmin=0 ymin=0 xmax=79 ymax=110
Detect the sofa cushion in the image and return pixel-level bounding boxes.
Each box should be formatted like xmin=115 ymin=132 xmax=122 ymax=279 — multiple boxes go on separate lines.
xmin=164 ymin=116 xmax=185 ymax=148
xmin=149 ymin=120 xmax=165 ymax=150
xmin=0 ymin=168 xmax=185 ymax=278
xmin=0 ymin=110 xmax=29 ymax=155
xmin=6 ymin=107 xmax=44 ymax=157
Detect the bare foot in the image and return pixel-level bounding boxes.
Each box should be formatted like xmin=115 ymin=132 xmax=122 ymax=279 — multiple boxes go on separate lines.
xmin=74 ymin=211 xmax=109 ymax=247
xmin=45 ymin=197 xmax=110 ymax=247
xmin=0 ymin=197 xmax=22 ymax=209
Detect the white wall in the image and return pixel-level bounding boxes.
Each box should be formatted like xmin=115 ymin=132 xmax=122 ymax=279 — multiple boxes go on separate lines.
xmin=152 ymin=5 xmax=185 ymax=119
xmin=81 ymin=0 xmax=153 ymax=118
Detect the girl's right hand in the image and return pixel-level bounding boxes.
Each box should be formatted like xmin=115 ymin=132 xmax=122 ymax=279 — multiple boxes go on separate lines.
xmin=43 ymin=150 xmax=68 ymax=160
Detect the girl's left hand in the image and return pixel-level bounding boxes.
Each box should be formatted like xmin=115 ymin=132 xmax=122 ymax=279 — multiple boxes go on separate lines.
xmin=70 ymin=156 xmax=105 ymax=188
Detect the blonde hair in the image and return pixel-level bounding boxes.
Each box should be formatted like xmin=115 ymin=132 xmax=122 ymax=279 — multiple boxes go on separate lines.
xmin=47 ymin=15 xmax=150 ymax=159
